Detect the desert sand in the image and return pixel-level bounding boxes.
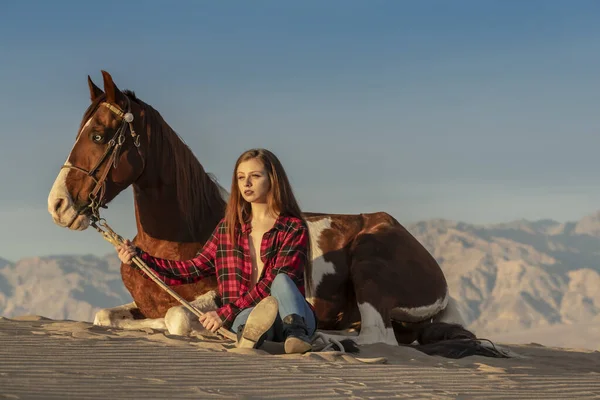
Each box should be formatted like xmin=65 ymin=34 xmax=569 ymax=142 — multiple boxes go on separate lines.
xmin=1 ymin=316 xmax=599 ymax=399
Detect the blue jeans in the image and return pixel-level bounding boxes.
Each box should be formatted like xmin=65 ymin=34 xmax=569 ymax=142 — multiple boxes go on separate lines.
xmin=231 ymin=274 xmax=316 ymax=342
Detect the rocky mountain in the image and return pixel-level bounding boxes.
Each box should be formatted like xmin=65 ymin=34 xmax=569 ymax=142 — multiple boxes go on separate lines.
xmin=0 ymin=254 xmax=132 ymax=322
xmin=408 ymin=213 xmax=600 ymax=340
xmin=2 ymin=211 xmax=600 ymax=349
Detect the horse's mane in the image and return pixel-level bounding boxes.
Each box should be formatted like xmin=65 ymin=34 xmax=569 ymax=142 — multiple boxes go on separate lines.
xmin=124 ymin=90 xmax=227 ymax=239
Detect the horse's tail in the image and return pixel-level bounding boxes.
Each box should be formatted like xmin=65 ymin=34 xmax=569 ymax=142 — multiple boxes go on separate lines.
xmin=326 ymin=323 xmax=509 ymax=358
xmin=391 ymin=297 xmax=511 ymax=359
xmin=411 ymin=322 xmax=510 ymax=359
xmin=319 ymin=296 xmax=511 ymax=358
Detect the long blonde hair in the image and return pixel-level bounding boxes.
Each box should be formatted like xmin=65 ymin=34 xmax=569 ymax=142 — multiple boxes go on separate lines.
xmin=225 ymin=149 xmax=303 ymax=242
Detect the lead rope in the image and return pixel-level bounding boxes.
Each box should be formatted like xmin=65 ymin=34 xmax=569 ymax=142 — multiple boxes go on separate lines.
xmin=90 ymin=217 xmax=237 ymax=342
xmin=311 ymin=332 xmax=346 ymax=353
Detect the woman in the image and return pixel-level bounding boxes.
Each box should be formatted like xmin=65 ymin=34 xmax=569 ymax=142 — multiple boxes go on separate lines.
xmin=116 ymin=148 xmax=315 ymax=354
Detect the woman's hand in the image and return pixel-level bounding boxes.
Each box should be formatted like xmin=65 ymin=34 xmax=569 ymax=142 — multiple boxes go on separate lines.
xmin=116 ymin=239 xmax=137 ymax=264
xmin=199 ymin=311 xmax=223 ymax=333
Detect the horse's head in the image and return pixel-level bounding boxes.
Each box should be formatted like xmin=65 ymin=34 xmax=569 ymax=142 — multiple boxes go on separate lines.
xmin=48 ymin=71 xmax=146 ymax=230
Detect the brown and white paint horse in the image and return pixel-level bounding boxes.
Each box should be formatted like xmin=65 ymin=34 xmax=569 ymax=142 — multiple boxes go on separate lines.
xmin=48 ymin=71 xmax=505 ymax=358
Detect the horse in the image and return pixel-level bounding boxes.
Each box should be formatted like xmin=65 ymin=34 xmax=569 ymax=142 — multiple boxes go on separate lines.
xmin=47 ymin=71 xmax=506 ymax=358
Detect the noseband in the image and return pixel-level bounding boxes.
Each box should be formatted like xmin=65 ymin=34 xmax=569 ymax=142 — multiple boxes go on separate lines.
xmin=61 ymin=97 xmax=142 ymax=221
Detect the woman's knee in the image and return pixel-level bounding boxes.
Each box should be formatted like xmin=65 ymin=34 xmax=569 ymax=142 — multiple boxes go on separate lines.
xmin=271 ymin=273 xmax=295 ymax=292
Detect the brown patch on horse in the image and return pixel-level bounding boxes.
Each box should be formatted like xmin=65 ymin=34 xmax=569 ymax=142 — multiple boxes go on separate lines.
xmin=304 ymin=214 xmax=363 ymax=329
xmin=350 ymin=212 xmax=447 ymax=324
xmin=310 ymin=298 xmax=339 ymax=329
xmin=121 ymin=263 xmax=218 ymax=318
xmin=121 ymin=235 xmax=221 ymax=318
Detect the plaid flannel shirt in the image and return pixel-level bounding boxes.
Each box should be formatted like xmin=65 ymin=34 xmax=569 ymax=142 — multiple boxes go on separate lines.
xmin=137 ymin=214 xmax=310 ymax=329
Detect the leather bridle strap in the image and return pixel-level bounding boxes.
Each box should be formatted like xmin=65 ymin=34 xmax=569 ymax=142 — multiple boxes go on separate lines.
xmin=60 ymin=97 xmax=142 ymax=219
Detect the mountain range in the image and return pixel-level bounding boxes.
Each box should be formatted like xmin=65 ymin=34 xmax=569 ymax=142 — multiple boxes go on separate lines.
xmin=2 ymin=211 xmax=600 ymax=349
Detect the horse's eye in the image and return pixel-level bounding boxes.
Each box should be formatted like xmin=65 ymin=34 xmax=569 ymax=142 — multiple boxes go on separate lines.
xmin=92 ymin=134 xmax=104 ymax=143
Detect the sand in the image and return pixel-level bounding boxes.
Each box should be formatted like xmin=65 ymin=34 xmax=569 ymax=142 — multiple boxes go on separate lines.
xmin=1 ymin=316 xmax=599 ymax=399
xmin=486 ymin=321 xmax=600 ymax=351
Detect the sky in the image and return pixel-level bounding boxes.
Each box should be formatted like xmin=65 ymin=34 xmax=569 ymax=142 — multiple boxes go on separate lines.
xmin=1 ymin=0 xmax=600 ymax=261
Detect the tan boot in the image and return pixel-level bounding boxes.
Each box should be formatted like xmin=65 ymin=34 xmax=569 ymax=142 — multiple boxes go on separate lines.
xmin=236 ymin=296 xmax=279 ymax=349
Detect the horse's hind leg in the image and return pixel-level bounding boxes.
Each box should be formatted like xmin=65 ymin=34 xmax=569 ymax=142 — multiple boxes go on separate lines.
xmin=350 ymin=259 xmax=399 ymax=346
xmin=354 ymin=301 xmax=399 ymax=346
xmin=164 ymin=290 xmax=219 ymax=337
xmin=93 ymin=302 xmax=167 ymax=330
xmin=350 ymin=261 xmax=446 ymax=345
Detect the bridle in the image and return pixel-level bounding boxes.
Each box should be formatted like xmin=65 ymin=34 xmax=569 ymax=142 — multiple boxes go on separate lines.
xmin=61 ymin=96 xmax=143 ymax=222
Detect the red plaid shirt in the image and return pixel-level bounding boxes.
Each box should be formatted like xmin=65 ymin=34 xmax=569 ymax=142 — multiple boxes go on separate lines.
xmin=137 ymin=214 xmax=309 ymax=329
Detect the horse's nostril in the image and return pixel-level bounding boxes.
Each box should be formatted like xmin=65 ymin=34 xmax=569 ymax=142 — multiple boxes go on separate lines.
xmin=53 ymin=198 xmax=65 ymax=213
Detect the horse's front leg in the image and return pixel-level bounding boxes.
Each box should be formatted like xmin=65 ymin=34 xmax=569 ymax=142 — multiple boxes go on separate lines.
xmin=93 ymin=302 xmax=167 ymax=331
xmin=164 ymin=290 xmax=220 ymax=337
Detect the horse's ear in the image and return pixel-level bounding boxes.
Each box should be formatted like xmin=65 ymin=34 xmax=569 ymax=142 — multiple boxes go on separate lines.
xmin=87 ymin=75 xmax=103 ymax=101
xmin=101 ymin=70 xmax=124 ymax=104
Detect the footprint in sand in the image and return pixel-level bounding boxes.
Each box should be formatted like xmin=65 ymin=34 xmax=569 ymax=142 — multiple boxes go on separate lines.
xmin=71 ymin=330 xmax=112 ymax=340
xmin=474 ymin=363 xmax=507 ymax=374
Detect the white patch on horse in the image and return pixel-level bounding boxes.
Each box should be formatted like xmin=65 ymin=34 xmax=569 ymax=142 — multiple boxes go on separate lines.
xmin=48 ymin=118 xmax=92 ymax=225
xmin=80 ymin=116 xmax=93 ymax=135
xmin=48 ymin=117 xmax=94 ymax=229
xmin=305 ymin=217 xmax=335 ymax=303
xmin=93 ymin=302 xmax=167 ymax=330
xmin=47 ymin=164 xmax=85 ymax=229
xmin=355 ymin=302 xmax=398 ymax=346
xmin=394 ymin=290 xmax=449 ymax=321
xmin=164 ymin=291 xmax=219 ymax=336
xmin=435 ymin=295 xmax=465 ymax=325
xmin=48 ymin=164 xmax=70 ymax=211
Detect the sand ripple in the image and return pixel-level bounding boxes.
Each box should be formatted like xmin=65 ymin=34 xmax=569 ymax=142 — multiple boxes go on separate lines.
xmin=1 ymin=316 xmax=599 ymax=399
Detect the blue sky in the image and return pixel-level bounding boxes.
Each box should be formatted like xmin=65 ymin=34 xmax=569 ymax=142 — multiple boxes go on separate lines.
xmin=1 ymin=1 xmax=600 ymax=261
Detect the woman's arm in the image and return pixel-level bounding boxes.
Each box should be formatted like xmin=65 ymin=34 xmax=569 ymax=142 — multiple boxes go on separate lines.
xmin=135 ymin=223 xmax=222 ymax=285
xmin=216 ymin=224 xmax=309 ymax=328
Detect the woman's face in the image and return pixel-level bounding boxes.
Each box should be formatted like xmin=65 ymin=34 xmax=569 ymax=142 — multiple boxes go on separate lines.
xmin=237 ymin=158 xmax=271 ymax=204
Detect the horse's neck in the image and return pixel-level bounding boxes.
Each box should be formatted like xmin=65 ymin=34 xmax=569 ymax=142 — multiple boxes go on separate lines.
xmin=130 ymin=114 xmax=226 ymax=260
xmin=132 ymin=182 xmax=225 ymax=260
